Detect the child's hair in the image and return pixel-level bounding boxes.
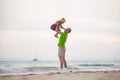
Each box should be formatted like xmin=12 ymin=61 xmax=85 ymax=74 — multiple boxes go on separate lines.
xmin=59 ymin=18 xmax=65 ymax=23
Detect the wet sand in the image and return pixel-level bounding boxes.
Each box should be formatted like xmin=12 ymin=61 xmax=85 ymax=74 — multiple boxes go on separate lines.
xmin=0 ymin=70 xmax=120 ymax=80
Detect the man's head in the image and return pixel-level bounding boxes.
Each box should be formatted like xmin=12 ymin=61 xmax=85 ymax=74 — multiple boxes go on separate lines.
xmin=65 ymin=28 xmax=71 ymax=33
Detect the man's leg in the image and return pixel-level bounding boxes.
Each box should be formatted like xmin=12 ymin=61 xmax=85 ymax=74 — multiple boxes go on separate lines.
xmin=59 ymin=56 xmax=63 ymax=69
xmin=63 ymin=55 xmax=67 ymax=68
xmin=58 ymin=47 xmax=67 ymax=69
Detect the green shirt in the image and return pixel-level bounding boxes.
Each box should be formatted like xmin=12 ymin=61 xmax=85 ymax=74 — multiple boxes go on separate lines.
xmin=58 ymin=32 xmax=68 ymax=48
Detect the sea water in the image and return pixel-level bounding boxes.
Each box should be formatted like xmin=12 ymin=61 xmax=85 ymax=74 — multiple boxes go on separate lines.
xmin=0 ymin=60 xmax=120 ymax=74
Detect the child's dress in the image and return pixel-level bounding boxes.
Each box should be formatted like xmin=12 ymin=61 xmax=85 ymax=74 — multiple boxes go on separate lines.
xmin=50 ymin=24 xmax=56 ymax=31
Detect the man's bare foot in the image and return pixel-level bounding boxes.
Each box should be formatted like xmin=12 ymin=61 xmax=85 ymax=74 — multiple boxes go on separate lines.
xmin=54 ymin=34 xmax=59 ymax=38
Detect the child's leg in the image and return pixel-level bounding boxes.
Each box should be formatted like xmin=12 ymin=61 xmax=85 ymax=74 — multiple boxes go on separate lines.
xmin=54 ymin=32 xmax=59 ymax=38
xmin=54 ymin=27 xmax=60 ymax=38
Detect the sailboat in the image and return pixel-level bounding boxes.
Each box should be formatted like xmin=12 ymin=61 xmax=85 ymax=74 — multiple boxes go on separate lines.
xmin=33 ymin=58 xmax=38 ymax=61
xmin=33 ymin=48 xmax=38 ymax=61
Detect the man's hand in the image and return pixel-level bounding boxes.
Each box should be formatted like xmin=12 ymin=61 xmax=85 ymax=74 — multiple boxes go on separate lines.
xmin=56 ymin=30 xmax=62 ymax=34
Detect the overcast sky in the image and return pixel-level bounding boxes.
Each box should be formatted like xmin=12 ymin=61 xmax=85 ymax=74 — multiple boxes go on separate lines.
xmin=0 ymin=0 xmax=120 ymax=61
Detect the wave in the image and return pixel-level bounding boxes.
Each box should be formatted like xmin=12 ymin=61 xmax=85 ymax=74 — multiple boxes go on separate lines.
xmin=78 ymin=64 xmax=114 ymax=67
xmin=0 ymin=66 xmax=58 ymax=74
xmin=0 ymin=61 xmax=120 ymax=74
xmin=0 ymin=67 xmax=27 ymax=73
xmin=25 ymin=66 xmax=58 ymax=71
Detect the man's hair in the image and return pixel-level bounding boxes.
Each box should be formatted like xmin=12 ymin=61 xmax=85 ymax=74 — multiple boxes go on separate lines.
xmin=68 ymin=28 xmax=71 ymax=33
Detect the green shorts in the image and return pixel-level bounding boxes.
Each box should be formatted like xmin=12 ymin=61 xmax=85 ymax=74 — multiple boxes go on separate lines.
xmin=58 ymin=47 xmax=66 ymax=56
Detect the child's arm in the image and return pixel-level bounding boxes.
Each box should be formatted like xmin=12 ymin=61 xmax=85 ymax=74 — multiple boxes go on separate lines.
xmin=60 ymin=25 xmax=65 ymax=30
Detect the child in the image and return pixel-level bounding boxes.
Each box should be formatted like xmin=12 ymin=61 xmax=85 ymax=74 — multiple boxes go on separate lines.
xmin=50 ymin=18 xmax=65 ymax=38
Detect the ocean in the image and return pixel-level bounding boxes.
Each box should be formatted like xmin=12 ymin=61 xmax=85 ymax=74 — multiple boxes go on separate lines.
xmin=0 ymin=60 xmax=120 ymax=75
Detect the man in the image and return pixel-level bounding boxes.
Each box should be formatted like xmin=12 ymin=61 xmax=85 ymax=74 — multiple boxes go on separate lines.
xmin=56 ymin=28 xmax=71 ymax=70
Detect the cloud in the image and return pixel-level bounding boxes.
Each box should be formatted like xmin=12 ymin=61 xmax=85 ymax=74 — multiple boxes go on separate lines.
xmin=69 ymin=32 xmax=120 ymax=43
xmin=0 ymin=0 xmax=120 ymax=60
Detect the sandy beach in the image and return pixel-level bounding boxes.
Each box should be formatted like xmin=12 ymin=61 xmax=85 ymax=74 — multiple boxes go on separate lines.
xmin=0 ymin=70 xmax=120 ymax=80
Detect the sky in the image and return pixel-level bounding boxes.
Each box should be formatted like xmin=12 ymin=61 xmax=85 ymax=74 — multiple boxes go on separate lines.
xmin=0 ymin=0 xmax=120 ymax=61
